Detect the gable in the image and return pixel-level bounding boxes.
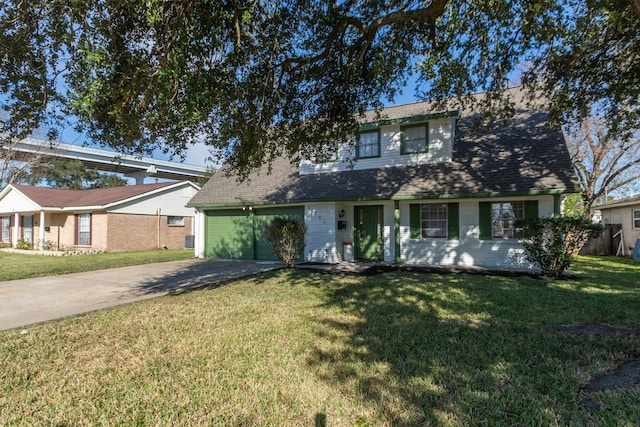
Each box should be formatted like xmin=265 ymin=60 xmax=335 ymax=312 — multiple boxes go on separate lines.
xmin=0 ymin=187 xmax=41 ymax=212
xmin=109 ymin=184 xmax=198 ymax=216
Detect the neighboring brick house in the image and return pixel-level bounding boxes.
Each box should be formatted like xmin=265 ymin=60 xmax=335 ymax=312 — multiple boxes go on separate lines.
xmin=0 ymin=181 xmax=200 ymax=252
xmin=187 ymin=88 xmax=580 ymax=270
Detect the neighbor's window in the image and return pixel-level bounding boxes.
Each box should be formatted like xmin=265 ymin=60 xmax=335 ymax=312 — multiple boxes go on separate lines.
xmin=401 ymin=124 xmax=428 ymax=154
xmin=634 ymin=209 xmax=640 ymax=229
xmin=76 ymin=213 xmax=91 ymax=246
xmin=492 ymin=201 xmax=524 ymax=239
xmin=421 ymin=204 xmax=448 ymax=238
xmin=357 ymin=131 xmax=380 ymax=158
xmin=168 ymin=216 xmax=184 ymax=226
xmin=1 ymin=216 xmax=10 ymax=242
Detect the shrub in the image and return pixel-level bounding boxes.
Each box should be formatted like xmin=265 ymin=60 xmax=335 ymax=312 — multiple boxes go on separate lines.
xmin=264 ymin=217 xmax=307 ymax=268
xmin=15 ymin=239 xmax=33 ymax=250
xmin=516 ymin=216 xmax=602 ymax=277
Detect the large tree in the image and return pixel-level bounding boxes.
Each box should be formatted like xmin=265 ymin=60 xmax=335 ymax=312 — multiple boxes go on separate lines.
xmin=565 ymin=117 xmax=640 ymax=217
xmin=0 ymin=1 xmax=639 ymax=178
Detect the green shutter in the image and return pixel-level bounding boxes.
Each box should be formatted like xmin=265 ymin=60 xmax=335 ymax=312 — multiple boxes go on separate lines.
xmin=410 ymin=204 xmax=421 ymax=239
xmin=524 ymin=200 xmax=539 ymax=219
xmin=479 ymin=202 xmax=492 ymax=240
xmin=447 ymin=203 xmax=459 ymax=240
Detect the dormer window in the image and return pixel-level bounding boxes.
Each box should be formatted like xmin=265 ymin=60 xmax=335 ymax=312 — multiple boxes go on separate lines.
xmin=401 ymin=124 xmax=428 ymax=154
xmin=357 ymin=130 xmax=380 ymax=159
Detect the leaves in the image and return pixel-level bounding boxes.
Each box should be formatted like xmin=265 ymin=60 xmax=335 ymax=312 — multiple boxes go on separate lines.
xmin=0 ymin=0 xmax=639 ymax=179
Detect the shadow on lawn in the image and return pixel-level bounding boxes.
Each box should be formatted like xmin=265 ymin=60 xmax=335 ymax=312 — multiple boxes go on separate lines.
xmin=300 ymin=268 xmax=640 ymax=425
xmin=132 ymin=259 xmax=285 ymax=296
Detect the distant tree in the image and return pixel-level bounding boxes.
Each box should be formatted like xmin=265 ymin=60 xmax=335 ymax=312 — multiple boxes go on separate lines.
xmin=197 ymin=167 xmax=216 ymax=187
xmin=21 ymin=159 xmax=128 ymax=189
xmin=565 ymin=117 xmax=640 ymax=218
xmin=0 ymin=135 xmax=48 ymax=187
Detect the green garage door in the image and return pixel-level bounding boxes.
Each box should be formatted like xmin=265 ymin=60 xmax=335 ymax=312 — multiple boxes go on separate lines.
xmin=204 ymin=207 xmax=305 ymax=260
xmin=254 ymin=207 xmax=305 ymax=261
xmin=204 ymin=209 xmax=254 ymax=259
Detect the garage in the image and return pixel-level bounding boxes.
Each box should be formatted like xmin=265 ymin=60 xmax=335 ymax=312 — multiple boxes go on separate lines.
xmin=204 ymin=206 xmax=305 ymax=260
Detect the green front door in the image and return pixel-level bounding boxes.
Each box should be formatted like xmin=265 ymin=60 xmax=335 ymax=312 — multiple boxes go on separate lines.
xmin=354 ymin=205 xmax=384 ymax=260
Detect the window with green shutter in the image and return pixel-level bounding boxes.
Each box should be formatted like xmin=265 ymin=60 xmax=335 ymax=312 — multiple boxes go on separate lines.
xmin=409 ymin=203 xmax=459 ymax=240
xmin=356 ymin=130 xmax=380 ymax=158
xmin=479 ymin=200 xmax=538 ymax=240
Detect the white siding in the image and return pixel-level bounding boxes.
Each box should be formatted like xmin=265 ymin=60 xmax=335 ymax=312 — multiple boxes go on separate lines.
xmin=400 ymin=196 xmax=556 ymax=271
xmin=299 ymin=117 xmax=455 ymax=175
xmin=304 ymin=201 xmax=396 ymax=263
xmin=109 ymin=185 xmax=198 ymax=216
xmin=0 ymin=189 xmax=41 ymax=213
xmin=305 ymin=203 xmax=340 ymax=263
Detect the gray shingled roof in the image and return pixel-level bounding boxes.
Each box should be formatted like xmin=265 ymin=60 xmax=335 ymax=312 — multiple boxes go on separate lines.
xmin=189 ymin=108 xmax=579 ymax=207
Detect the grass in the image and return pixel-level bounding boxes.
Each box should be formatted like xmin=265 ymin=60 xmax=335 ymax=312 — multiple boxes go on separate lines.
xmin=0 ymin=249 xmax=194 ymax=281
xmin=0 ymin=255 xmax=639 ymax=425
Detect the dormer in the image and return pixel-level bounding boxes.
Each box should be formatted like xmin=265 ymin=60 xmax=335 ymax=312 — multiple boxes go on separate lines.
xmin=299 ymin=110 xmax=458 ymax=175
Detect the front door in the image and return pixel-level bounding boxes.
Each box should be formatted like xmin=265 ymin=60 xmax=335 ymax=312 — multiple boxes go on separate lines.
xmin=354 ymin=205 xmax=384 ymax=260
xmin=22 ymin=215 xmax=33 ymax=243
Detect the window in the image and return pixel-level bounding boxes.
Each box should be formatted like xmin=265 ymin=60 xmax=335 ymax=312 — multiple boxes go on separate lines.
xmin=479 ymin=201 xmax=538 ymax=240
xmin=492 ymin=201 xmax=524 ymax=239
xmin=76 ymin=213 xmax=91 ymax=246
xmin=634 ymin=209 xmax=640 ymax=229
xmin=401 ymin=124 xmax=428 ymax=154
xmin=420 ymin=204 xmax=448 ymax=238
xmin=410 ymin=203 xmax=459 ymax=240
xmin=168 ymin=216 xmax=184 ymax=226
xmin=357 ymin=131 xmax=380 ymax=158
xmin=22 ymin=215 xmax=33 ymax=243
xmin=1 ymin=216 xmax=10 ymax=243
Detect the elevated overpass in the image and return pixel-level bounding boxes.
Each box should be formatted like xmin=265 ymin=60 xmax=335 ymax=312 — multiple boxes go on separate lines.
xmin=7 ymin=138 xmax=208 ymax=184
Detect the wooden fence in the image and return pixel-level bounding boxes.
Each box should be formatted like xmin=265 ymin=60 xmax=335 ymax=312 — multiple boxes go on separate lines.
xmin=580 ymin=224 xmax=622 ymax=256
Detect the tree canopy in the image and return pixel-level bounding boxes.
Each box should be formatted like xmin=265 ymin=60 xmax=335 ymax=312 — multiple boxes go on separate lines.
xmin=1 ymin=0 xmax=639 ymax=178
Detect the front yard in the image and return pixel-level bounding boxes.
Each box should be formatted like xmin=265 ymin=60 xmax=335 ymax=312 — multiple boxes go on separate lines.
xmin=0 ymin=256 xmax=638 ymax=425
xmin=0 ymin=249 xmax=194 ymax=281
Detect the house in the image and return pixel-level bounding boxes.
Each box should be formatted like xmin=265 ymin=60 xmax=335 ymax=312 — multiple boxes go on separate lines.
xmin=593 ymin=194 xmax=640 ymax=256
xmin=0 ymin=181 xmax=200 ymax=252
xmin=187 ymin=90 xmax=580 ymax=270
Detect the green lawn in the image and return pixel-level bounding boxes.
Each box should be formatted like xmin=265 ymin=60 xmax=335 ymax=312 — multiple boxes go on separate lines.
xmin=1 ymin=256 xmax=639 ymax=425
xmin=0 ymin=249 xmax=194 ymax=281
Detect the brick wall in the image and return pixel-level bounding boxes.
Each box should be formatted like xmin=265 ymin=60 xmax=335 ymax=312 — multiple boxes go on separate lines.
xmin=106 ymin=213 xmax=192 ymax=252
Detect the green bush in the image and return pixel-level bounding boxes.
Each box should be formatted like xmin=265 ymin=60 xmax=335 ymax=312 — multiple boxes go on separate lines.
xmin=516 ymin=216 xmax=602 ymax=276
xmin=264 ymin=217 xmax=307 ymax=268
xmin=15 ymin=239 xmax=33 ymax=250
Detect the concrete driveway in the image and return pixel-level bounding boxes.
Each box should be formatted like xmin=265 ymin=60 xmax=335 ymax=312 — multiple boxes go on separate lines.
xmin=0 ymin=258 xmax=284 ymax=331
